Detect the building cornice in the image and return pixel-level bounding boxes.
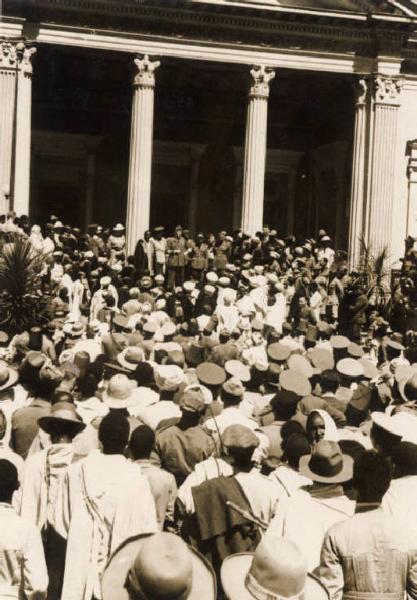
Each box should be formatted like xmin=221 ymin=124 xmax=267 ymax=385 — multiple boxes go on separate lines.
xmin=4 ymin=0 xmax=414 ymax=55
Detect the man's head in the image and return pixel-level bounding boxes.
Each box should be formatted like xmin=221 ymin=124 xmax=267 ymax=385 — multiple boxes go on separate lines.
xmin=98 ymin=411 xmax=130 ymax=455
xmin=129 ymin=426 xmax=155 ymax=461
xmin=298 ymin=296 xmax=307 ymax=308
xmin=306 ymin=410 xmax=326 ymax=445
xmin=353 ymin=450 xmax=392 ymax=503
xmin=0 ymin=460 xmax=19 ymax=503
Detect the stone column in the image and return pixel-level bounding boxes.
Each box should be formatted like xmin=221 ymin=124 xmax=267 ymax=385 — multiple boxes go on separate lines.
xmin=126 ymin=54 xmax=160 ymax=255
xmin=287 ymin=168 xmax=297 ymax=235
xmin=84 ymin=150 xmax=96 ymax=230
xmin=241 ymin=65 xmax=275 ymax=235
xmin=0 ymin=41 xmax=20 ymax=214
xmin=348 ymin=78 xmax=370 ymax=268
xmin=13 ymin=45 xmax=36 ymax=217
xmin=366 ymin=75 xmax=402 ymax=256
xmin=406 ymin=140 xmax=417 ymax=239
xmin=188 ymin=146 xmax=202 ymax=234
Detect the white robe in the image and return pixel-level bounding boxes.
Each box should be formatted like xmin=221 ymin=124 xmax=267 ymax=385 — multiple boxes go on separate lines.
xmin=54 ymin=451 xmax=157 ymax=600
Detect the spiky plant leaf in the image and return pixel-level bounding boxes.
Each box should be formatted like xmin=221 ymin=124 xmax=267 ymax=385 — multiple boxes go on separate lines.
xmin=0 ymin=234 xmax=48 ymax=334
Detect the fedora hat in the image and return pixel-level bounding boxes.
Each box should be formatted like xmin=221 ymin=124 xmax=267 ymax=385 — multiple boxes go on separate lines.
xmin=299 ymin=440 xmax=353 ymax=484
xmin=102 ymin=532 xmax=216 ymax=600
xmin=221 ymin=535 xmax=328 ymax=600
xmin=0 ymin=361 xmax=18 ymax=392
xmin=102 ymin=374 xmax=137 ymax=409
xmin=38 ymin=401 xmax=86 ymax=437
xmin=118 ymin=347 xmax=145 ymax=371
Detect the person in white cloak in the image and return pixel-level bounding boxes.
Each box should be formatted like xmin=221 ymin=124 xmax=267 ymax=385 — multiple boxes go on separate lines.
xmin=266 ymin=440 xmax=355 ymax=571
xmin=53 ymin=411 xmax=158 ymax=600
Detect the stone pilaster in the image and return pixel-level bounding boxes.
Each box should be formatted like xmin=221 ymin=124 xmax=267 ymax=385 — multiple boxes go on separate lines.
xmin=126 ymin=54 xmax=160 ymax=255
xmin=366 ymin=74 xmax=403 ymax=256
xmin=0 ymin=41 xmax=20 ymax=214
xmin=241 ymin=64 xmax=275 ymax=235
xmin=348 ymin=77 xmax=370 ymax=268
xmin=13 ymin=45 xmax=36 ymax=217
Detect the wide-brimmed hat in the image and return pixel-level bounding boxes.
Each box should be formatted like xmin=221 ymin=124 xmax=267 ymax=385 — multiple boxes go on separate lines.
xmin=113 ymin=223 xmax=125 ymax=232
xmin=102 ymin=374 xmax=137 ymax=409
xmin=102 ymin=532 xmax=216 ymax=600
xmin=221 ymin=535 xmax=328 ymax=600
xmin=0 ymin=361 xmax=18 ymax=391
xmin=154 ymin=365 xmax=185 ymax=392
xmin=299 ymin=440 xmax=353 ymax=484
xmin=63 ymin=321 xmax=86 ymax=338
xmin=371 ymin=411 xmax=417 ymax=443
xmin=118 ymin=347 xmax=145 ymax=371
xmin=38 ymin=401 xmax=85 ymax=437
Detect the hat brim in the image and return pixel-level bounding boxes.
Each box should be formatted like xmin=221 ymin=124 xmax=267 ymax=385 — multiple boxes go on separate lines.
xmin=299 ymin=453 xmax=354 ymax=484
xmin=371 ymin=411 xmax=404 ymax=438
xmin=221 ymin=554 xmax=329 ymax=600
xmin=0 ymin=367 xmax=18 ymax=392
xmin=102 ymin=533 xmax=217 ymax=600
xmin=102 ymin=391 xmax=137 ymax=410
xmin=38 ymin=416 xmax=86 ymax=436
xmin=117 ymin=352 xmax=143 ymax=372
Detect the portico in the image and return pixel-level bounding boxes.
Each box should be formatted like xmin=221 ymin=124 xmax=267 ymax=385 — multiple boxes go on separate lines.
xmin=2 ymin=0 xmax=417 ymax=266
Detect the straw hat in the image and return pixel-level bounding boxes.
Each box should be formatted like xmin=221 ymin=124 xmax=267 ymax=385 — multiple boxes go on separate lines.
xmin=102 ymin=532 xmax=216 ymax=600
xmin=221 ymin=535 xmax=328 ymax=600
xmin=117 ymin=347 xmax=145 ymax=371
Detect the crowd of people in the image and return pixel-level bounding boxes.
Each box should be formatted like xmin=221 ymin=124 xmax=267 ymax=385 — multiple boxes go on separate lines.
xmin=1 ymin=211 xmax=417 ymax=599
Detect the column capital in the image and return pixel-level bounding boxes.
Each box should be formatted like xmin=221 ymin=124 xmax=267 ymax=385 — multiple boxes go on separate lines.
xmin=372 ymin=74 xmax=403 ymax=105
xmin=20 ymin=46 xmax=36 ymax=78
xmin=0 ymin=40 xmax=35 ymax=73
xmin=133 ymin=54 xmax=160 ymax=88
xmin=0 ymin=40 xmax=20 ymax=68
xmin=354 ymin=77 xmax=370 ymax=107
xmin=249 ymin=65 xmax=275 ymax=99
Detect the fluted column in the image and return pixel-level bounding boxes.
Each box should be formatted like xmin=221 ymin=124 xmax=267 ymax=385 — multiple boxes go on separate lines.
xmin=241 ymin=65 xmax=275 ymax=235
xmin=348 ymin=78 xmax=370 ymax=268
xmin=366 ymin=75 xmax=402 ymax=256
xmin=13 ymin=45 xmax=36 ymax=217
xmin=0 ymin=41 xmax=20 ymax=214
xmin=126 ymin=54 xmax=160 ymax=255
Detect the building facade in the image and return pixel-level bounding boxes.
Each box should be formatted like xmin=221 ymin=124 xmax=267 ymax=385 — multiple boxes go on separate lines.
xmin=2 ymin=0 xmax=417 ymax=263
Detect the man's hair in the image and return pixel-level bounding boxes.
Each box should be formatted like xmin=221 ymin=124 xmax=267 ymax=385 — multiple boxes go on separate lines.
xmin=0 ymin=459 xmax=18 ymax=502
xmin=0 ymin=410 xmax=6 ymax=441
xmin=129 ymin=425 xmax=155 ymax=460
xmin=98 ymin=411 xmax=130 ymax=454
xmin=353 ymin=450 xmax=392 ymax=502
xmin=320 ymin=370 xmax=340 ymax=394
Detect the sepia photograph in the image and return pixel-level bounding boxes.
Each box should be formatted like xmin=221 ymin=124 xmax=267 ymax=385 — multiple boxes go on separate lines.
xmin=1 ymin=1 xmax=417 ymax=599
